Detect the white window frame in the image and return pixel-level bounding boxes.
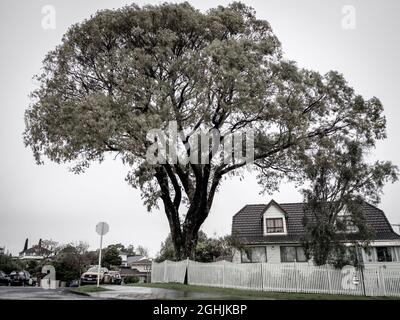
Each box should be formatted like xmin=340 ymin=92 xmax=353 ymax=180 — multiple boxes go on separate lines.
xmin=263 ymin=204 xmax=288 ymax=236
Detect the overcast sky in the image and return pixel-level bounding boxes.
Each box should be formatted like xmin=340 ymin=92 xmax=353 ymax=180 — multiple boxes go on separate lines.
xmin=1 ymin=0 xmax=399 ymax=257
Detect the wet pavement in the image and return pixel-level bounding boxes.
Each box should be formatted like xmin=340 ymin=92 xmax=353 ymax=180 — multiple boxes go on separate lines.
xmin=0 ymin=286 xmax=97 ymax=300
xmin=0 ymin=285 xmax=225 ymax=300
xmin=89 ymin=285 xmax=227 ymax=300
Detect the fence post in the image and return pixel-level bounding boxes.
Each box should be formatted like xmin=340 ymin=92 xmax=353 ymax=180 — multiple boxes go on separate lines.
xmin=378 ymin=266 xmax=387 ymax=297
xmin=222 ymin=260 xmax=226 ymax=288
xmin=186 ymin=258 xmax=190 ymax=285
xmin=163 ymin=260 xmax=167 ymax=283
xmin=260 ymin=263 xmax=264 ymax=292
xmin=151 ymin=260 xmax=154 ymax=283
xmin=294 ymin=260 xmax=298 ymax=293
xmin=326 ymin=264 xmax=332 ymax=294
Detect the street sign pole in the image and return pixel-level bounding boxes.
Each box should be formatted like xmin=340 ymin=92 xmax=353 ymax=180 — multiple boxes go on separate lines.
xmin=95 ymin=222 xmax=109 ymax=288
xmin=97 ymin=232 xmax=103 ymax=288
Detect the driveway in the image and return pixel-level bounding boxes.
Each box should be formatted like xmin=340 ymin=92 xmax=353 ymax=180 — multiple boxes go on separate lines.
xmin=0 ymin=286 xmax=98 ymax=300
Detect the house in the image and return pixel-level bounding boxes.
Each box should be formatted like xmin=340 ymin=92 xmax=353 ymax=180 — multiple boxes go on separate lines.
xmin=128 ymin=256 xmax=152 ymax=271
xmin=0 ymin=247 xmax=5 ymax=256
xmin=231 ymin=200 xmax=400 ymax=264
xmin=118 ymin=255 xmax=152 ymax=283
xmin=119 ymin=251 xmax=129 ymax=267
xmin=19 ymin=239 xmax=52 ymax=260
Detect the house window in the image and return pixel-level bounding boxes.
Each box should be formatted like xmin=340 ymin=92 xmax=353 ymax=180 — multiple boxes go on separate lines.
xmin=266 ymin=218 xmax=284 ymax=233
xmin=336 ymin=215 xmax=358 ymax=233
xmin=280 ymin=246 xmax=307 ymax=262
xmin=241 ymin=250 xmax=251 ymax=263
xmin=250 ymin=247 xmax=267 ymax=263
xmin=241 ymin=247 xmax=267 ymax=263
xmin=376 ymin=247 xmax=393 ymax=262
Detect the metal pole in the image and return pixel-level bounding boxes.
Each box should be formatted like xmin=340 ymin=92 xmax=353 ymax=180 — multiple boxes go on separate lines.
xmin=97 ymin=233 xmax=103 ymax=288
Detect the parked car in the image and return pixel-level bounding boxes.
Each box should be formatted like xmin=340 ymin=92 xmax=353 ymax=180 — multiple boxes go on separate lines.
xmin=0 ymin=271 xmax=10 ymax=286
xmin=9 ymin=270 xmax=35 ymax=286
xmin=108 ymin=271 xmax=122 ymax=285
xmin=80 ymin=267 xmax=109 ymax=285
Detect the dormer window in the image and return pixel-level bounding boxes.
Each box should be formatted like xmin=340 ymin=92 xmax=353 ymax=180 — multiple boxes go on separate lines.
xmin=336 ymin=209 xmax=359 ymax=233
xmin=263 ymin=200 xmax=288 ymax=236
xmin=266 ymin=218 xmax=284 ymax=233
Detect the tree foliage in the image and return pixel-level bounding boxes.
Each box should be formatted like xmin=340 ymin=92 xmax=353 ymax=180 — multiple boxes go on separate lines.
xmin=0 ymin=255 xmax=23 ymax=274
xmin=102 ymin=245 xmax=122 ymax=268
xmin=156 ymin=231 xmax=244 ymax=262
xmin=24 ymin=2 xmax=392 ymax=258
xmin=136 ymin=245 xmax=149 ymax=257
xmin=301 ymin=140 xmax=398 ymax=266
xmin=53 ymin=242 xmax=95 ymax=282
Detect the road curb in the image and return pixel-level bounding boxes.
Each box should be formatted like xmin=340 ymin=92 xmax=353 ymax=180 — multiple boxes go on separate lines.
xmin=68 ymin=289 xmax=91 ymax=297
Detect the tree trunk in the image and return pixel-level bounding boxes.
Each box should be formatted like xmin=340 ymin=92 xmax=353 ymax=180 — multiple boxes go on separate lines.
xmin=156 ymin=164 xmax=218 ymax=260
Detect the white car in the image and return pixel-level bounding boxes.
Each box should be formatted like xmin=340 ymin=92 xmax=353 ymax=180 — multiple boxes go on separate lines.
xmin=80 ymin=266 xmax=109 ymax=285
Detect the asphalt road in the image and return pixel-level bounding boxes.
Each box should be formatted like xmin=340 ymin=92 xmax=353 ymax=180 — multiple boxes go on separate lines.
xmin=0 ymin=286 xmax=97 ymax=300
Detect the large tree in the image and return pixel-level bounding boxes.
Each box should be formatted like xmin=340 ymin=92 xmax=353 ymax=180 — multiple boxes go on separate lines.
xmin=24 ymin=2 xmax=389 ymax=259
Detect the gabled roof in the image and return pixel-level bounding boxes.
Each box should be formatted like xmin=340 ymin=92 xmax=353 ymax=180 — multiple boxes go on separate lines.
xmin=126 ymin=255 xmax=147 ymax=264
xmin=19 ymin=245 xmax=52 ymax=256
xmin=263 ymin=199 xmax=288 ymax=217
xmin=232 ymin=201 xmax=400 ymax=244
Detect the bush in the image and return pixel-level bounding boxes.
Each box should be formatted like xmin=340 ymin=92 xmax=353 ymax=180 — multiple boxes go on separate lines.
xmin=123 ymin=275 xmax=139 ymax=284
xmin=0 ymin=255 xmax=23 ymax=274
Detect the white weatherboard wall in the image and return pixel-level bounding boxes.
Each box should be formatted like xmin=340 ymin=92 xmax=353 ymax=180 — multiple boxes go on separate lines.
xmin=266 ymin=245 xmax=281 ymax=263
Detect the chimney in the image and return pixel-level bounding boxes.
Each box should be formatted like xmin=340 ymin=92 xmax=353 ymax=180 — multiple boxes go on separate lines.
xmin=23 ymin=238 xmax=28 ymax=251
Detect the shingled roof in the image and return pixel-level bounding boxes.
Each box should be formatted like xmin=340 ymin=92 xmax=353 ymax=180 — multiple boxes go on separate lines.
xmin=232 ymin=201 xmax=400 ymax=244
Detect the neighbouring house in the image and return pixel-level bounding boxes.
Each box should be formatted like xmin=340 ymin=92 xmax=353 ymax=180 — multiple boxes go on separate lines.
xmin=19 ymin=239 xmax=52 ymax=260
xmin=0 ymin=247 xmax=5 ymax=256
xmin=231 ymin=200 xmax=400 ymax=264
xmin=118 ymin=255 xmax=152 ymax=283
xmin=119 ymin=251 xmax=129 ymax=267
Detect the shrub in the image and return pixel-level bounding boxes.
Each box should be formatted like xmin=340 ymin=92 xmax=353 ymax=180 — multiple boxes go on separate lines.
xmin=123 ymin=275 xmax=139 ymax=284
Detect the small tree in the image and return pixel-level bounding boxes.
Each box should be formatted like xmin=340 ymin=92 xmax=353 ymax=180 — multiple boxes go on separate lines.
xmin=156 ymin=234 xmax=177 ymax=262
xmin=136 ymin=245 xmax=149 ymax=257
xmin=102 ymin=245 xmax=122 ymax=268
xmin=53 ymin=245 xmax=83 ymax=283
xmin=41 ymin=239 xmax=60 ymax=255
xmin=156 ymin=231 xmax=244 ymax=262
xmin=25 ymin=260 xmax=40 ymax=276
xmin=301 ymin=140 xmax=398 ymax=266
xmin=23 ymin=238 xmax=28 ymax=252
xmin=0 ymin=255 xmax=23 ymax=274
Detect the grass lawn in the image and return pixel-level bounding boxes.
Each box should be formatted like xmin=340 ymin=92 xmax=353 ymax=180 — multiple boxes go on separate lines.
xmin=71 ymin=285 xmax=111 ymax=294
xmin=129 ymin=283 xmax=396 ymax=300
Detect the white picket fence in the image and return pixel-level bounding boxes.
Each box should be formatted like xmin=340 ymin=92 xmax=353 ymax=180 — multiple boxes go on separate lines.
xmin=151 ymin=259 xmax=188 ymax=283
xmin=151 ymin=260 xmax=400 ymax=297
